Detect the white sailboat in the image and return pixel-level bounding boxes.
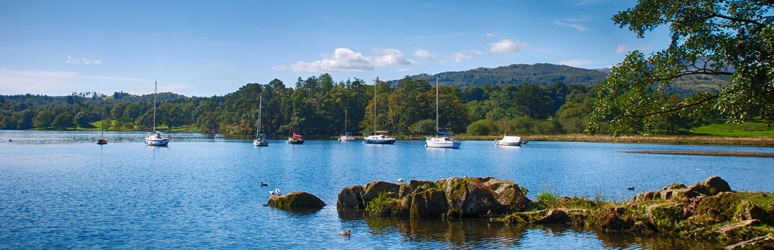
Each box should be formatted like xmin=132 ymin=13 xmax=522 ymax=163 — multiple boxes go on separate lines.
xmin=96 ymin=112 xmax=108 ymax=145
xmin=364 ymin=81 xmax=395 ymax=144
xmin=496 ymin=116 xmax=522 ymax=146
xmin=338 ymin=108 xmax=355 ymax=142
xmin=425 ymin=78 xmax=460 ymax=148
xmin=254 ymin=95 xmax=268 ymax=146
xmin=145 ymin=81 xmax=170 ymax=146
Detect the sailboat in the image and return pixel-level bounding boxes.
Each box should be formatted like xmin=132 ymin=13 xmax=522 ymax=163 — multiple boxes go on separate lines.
xmin=338 ymin=108 xmax=355 ymax=142
xmin=254 ymin=95 xmax=268 ymax=146
xmin=496 ymin=116 xmax=522 ymax=146
xmin=96 ymin=112 xmax=108 ymax=145
xmin=425 ymin=78 xmax=461 ymax=148
xmin=363 ymin=81 xmax=396 ymax=144
xmin=145 ymin=81 xmax=170 ymax=146
xmin=287 ymin=110 xmax=304 ymax=144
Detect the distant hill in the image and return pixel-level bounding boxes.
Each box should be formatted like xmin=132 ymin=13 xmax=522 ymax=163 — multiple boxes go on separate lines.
xmin=389 ymin=63 xmax=728 ymax=97
xmin=389 ymin=63 xmax=609 ymax=88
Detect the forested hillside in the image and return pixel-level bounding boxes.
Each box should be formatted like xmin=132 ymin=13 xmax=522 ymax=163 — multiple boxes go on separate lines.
xmin=391 ymin=63 xmax=609 ymax=88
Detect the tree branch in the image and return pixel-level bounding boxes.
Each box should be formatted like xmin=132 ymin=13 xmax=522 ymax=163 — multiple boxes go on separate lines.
xmin=708 ymin=14 xmax=765 ymax=27
xmin=624 ymin=94 xmax=719 ymax=118
xmin=651 ymin=70 xmax=733 ymax=82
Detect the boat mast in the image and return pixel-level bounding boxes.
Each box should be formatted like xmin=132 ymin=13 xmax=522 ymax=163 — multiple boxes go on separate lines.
xmin=435 ymin=78 xmax=439 ymax=138
xmin=152 ymin=81 xmax=157 ymax=132
xmin=373 ymin=81 xmax=377 ymax=133
xmin=344 ymin=108 xmax=347 ymax=134
xmin=257 ymin=95 xmax=262 ymax=138
xmin=101 ymin=112 xmax=104 ymax=137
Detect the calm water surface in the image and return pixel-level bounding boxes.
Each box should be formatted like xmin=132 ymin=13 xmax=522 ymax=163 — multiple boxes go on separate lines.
xmin=1 ymin=130 xmax=772 ymax=249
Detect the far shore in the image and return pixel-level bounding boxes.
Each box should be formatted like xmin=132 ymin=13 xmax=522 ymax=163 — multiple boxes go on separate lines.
xmin=386 ymin=134 xmax=774 ymax=147
xmin=17 ymin=129 xmax=774 ymax=146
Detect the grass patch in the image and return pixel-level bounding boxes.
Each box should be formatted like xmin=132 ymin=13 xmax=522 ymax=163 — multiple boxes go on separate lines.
xmin=693 ymin=122 xmax=774 ymax=137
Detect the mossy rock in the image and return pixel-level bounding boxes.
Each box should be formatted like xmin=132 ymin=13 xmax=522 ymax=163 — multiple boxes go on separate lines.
xmin=362 ymin=181 xmax=402 ymax=205
xmin=408 ymin=189 xmax=448 ymax=218
xmin=646 ymin=203 xmax=690 ymax=232
xmin=268 ymin=192 xmax=326 ymax=211
xmin=337 ymin=185 xmax=365 ymax=210
xmin=695 ymin=192 xmax=743 ymax=222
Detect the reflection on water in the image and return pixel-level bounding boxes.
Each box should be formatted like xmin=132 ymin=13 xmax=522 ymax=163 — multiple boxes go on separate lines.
xmin=341 ymin=211 xmax=722 ymax=249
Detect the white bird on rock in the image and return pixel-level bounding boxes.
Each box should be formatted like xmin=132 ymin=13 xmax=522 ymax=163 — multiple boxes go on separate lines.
xmin=270 ymin=191 xmax=275 ymax=195
xmin=275 ymin=189 xmax=281 ymax=195
xmin=397 ymin=178 xmax=405 ymax=183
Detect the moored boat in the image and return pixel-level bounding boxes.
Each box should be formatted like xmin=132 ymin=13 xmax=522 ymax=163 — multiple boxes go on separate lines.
xmin=425 ymin=78 xmax=460 ymax=149
xmin=145 ymin=81 xmax=169 ymax=146
xmin=254 ymin=95 xmax=268 ymax=146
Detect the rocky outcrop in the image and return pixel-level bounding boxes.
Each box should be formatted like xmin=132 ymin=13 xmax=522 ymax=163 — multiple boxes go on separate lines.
xmin=268 ymin=192 xmax=326 ymax=211
xmin=630 ymin=175 xmax=732 ymax=203
xmin=336 ymin=177 xmax=531 ymax=218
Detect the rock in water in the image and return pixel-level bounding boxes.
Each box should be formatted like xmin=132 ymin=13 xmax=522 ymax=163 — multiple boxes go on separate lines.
xmin=337 ymin=185 xmax=365 ymax=210
xmin=268 ymin=191 xmax=326 ymax=211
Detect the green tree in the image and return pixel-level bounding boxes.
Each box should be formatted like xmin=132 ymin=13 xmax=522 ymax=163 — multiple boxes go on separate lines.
xmin=466 ymin=119 xmax=500 ymax=136
xmin=589 ymin=0 xmax=773 ymax=135
xmin=52 ymin=113 xmax=74 ymax=130
xmin=34 ymin=110 xmax=56 ymax=128
xmin=513 ymin=85 xmax=553 ymax=119
xmin=16 ymin=110 xmax=35 ymax=129
xmin=74 ymin=111 xmax=93 ymax=128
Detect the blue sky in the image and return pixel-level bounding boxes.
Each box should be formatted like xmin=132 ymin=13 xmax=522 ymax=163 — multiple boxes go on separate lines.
xmin=0 ymin=0 xmax=670 ymax=97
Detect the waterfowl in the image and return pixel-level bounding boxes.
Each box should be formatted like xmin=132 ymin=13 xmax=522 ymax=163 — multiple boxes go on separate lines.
xmin=270 ymin=191 xmax=275 ymax=195
xmin=275 ymin=189 xmax=281 ymax=195
xmin=340 ymin=229 xmax=351 ymax=236
xmin=261 ymin=182 xmax=269 ymax=186
xmin=397 ymin=178 xmax=405 ymax=183
xmin=628 ymin=187 xmax=635 ymax=190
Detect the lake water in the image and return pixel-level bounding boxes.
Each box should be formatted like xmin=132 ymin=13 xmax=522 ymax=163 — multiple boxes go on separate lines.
xmin=1 ymin=130 xmax=772 ymax=249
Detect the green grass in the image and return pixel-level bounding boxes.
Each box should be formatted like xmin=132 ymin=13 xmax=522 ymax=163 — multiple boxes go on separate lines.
xmin=693 ymin=122 xmax=774 ymax=137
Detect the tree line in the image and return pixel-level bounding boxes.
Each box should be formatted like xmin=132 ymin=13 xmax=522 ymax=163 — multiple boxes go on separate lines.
xmin=1 ymin=74 xmax=619 ymax=136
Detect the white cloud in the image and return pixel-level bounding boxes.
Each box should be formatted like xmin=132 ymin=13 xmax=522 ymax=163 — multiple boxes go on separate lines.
xmin=291 ymin=48 xmax=374 ymax=72
xmin=489 ymin=39 xmax=527 ymax=54
xmin=414 ymin=49 xmax=437 ymax=60
xmin=291 ymin=48 xmax=415 ymax=73
xmin=450 ymin=52 xmax=473 ymax=63
xmin=559 ymin=59 xmax=594 ymax=68
xmin=66 ymin=56 xmax=101 ymax=65
xmin=486 ymin=33 xmax=495 ymax=38
xmin=271 ymin=64 xmax=287 ymax=70
xmin=554 ymin=21 xmax=588 ymax=31
xmin=616 ymin=44 xmax=651 ymax=54
xmin=373 ymin=48 xmax=416 ymax=67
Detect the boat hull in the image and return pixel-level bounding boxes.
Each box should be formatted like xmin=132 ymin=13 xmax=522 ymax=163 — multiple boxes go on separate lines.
xmin=363 ymin=139 xmax=395 ymax=144
xmin=254 ymin=139 xmax=268 ymax=146
xmin=96 ymin=139 xmax=108 ymax=145
xmin=338 ymin=136 xmax=355 ymax=142
xmin=425 ymin=137 xmax=461 ymax=148
xmin=288 ymin=138 xmax=304 ymax=144
xmin=498 ymin=141 xmax=521 ymax=146
xmin=145 ymin=138 xmax=169 ymax=146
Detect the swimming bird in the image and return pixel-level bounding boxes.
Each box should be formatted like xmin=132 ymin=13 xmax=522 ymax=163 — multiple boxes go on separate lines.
xmin=340 ymin=229 xmax=351 ymax=236
xmin=628 ymin=187 xmax=635 ymax=190
xmin=260 ymin=182 xmax=269 ymax=186
xmin=397 ymin=178 xmax=405 ymax=183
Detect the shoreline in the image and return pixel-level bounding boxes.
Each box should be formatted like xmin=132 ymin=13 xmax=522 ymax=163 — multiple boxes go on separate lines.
xmin=11 ymin=130 xmax=774 ymax=146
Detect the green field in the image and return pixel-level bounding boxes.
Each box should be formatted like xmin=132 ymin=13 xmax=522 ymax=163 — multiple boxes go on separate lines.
xmin=693 ymin=122 xmax=774 ymax=137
